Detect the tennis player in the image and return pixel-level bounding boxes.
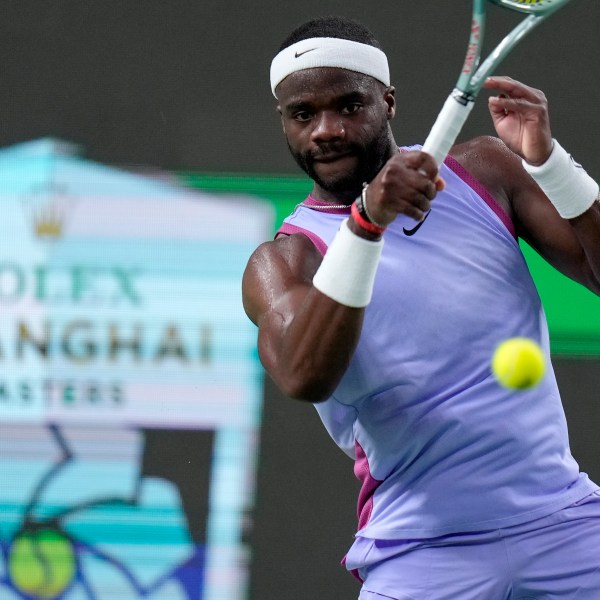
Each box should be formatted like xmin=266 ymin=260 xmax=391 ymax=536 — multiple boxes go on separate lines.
xmin=242 ymin=16 xmax=600 ymax=599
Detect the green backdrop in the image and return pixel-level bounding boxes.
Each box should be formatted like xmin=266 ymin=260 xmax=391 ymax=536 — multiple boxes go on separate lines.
xmin=181 ymin=173 xmax=600 ymax=357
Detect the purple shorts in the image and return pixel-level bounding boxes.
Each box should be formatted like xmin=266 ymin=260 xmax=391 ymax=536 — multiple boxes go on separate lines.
xmin=356 ymin=490 xmax=600 ymax=600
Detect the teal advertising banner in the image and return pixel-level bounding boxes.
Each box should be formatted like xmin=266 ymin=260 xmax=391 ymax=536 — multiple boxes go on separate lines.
xmin=0 ymin=139 xmax=273 ymax=600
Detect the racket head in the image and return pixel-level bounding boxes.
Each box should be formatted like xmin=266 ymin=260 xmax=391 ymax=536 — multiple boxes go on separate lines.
xmin=488 ymin=0 xmax=572 ymax=15
xmin=458 ymin=0 xmax=573 ymax=96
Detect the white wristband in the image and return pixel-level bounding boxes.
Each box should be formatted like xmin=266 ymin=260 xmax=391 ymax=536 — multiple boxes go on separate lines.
xmin=313 ymin=219 xmax=384 ymax=308
xmin=523 ymin=139 xmax=599 ymax=219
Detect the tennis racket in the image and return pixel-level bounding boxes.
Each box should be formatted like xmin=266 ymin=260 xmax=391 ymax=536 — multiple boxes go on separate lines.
xmin=422 ymin=0 xmax=573 ymax=166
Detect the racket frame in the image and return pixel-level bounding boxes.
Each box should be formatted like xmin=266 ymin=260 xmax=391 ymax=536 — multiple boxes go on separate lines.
xmin=422 ymin=0 xmax=573 ymax=165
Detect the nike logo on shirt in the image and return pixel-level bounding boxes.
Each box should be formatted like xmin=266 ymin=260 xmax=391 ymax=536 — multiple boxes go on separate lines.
xmin=403 ymin=210 xmax=431 ymax=236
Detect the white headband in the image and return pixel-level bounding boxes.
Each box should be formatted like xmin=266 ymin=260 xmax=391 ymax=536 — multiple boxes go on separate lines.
xmin=270 ymin=37 xmax=390 ymax=97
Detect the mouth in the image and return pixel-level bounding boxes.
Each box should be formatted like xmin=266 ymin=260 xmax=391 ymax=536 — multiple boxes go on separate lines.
xmin=312 ymin=151 xmax=354 ymax=164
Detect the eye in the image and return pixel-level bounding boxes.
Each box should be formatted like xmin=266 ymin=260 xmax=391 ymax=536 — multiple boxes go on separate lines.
xmin=341 ymin=102 xmax=362 ymax=115
xmin=292 ymin=110 xmax=312 ymax=122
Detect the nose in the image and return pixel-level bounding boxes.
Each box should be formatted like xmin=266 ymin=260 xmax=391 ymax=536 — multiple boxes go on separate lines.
xmin=311 ymin=111 xmax=345 ymax=143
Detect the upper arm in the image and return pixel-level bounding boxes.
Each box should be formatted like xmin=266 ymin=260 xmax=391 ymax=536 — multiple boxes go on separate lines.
xmin=458 ymin=136 xmax=600 ymax=294
xmin=243 ymin=232 xmax=367 ymax=401
xmin=242 ymin=234 xmax=324 ymax=371
xmin=242 ymin=234 xmax=323 ymax=327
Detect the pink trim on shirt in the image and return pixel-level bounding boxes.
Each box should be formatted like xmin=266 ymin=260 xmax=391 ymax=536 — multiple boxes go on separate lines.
xmin=354 ymin=440 xmax=383 ymax=531
xmin=275 ymin=223 xmax=328 ymax=256
xmin=444 ymin=154 xmax=517 ymax=240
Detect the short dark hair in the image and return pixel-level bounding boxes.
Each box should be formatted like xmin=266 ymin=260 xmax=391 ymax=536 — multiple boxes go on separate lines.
xmin=277 ymin=15 xmax=382 ymax=53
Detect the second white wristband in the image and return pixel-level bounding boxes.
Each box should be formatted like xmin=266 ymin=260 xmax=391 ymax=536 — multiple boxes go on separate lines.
xmin=313 ymin=219 xmax=384 ymax=308
xmin=523 ymin=139 xmax=599 ymax=219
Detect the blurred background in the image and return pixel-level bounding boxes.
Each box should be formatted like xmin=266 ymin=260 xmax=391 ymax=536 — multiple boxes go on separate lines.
xmin=0 ymin=1 xmax=598 ymax=599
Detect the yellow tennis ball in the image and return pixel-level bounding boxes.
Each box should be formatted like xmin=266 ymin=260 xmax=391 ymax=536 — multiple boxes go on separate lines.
xmin=491 ymin=337 xmax=546 ymax=390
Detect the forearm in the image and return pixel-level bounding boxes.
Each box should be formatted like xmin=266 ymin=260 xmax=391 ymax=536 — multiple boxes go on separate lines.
xmin=523 ymin=139 xmax=600 ymax=294
xmin=569 ymin=201 xmax=600 ymax=295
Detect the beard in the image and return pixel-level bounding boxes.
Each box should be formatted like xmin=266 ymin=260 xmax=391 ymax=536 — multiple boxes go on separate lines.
xmin=287 ymin=120 xmax=393 ymax=198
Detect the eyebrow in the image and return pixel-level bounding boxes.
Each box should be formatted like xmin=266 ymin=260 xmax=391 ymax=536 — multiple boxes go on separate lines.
xmin=284 ymin=91 xmax=369 ymax=114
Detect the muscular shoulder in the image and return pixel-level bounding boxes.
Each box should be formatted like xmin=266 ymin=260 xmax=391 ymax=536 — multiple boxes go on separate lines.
xmin=242 ymin=233 xmax=323 ymax=324
xmin=246 ymin=233 xmax=323 ymax=283
xmin=451 ymin=134 xmax=517 ymax=167
xmin=450 ymin=135 xmax=525 ymax=218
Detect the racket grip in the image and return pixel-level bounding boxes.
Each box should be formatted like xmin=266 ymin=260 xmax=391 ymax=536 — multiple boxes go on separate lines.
xmin=422 ymin=90 xmax=475 ymax=167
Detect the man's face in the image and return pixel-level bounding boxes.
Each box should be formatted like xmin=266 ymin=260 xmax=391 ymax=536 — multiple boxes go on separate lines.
xmin=276 ymin=68 xmax=396 ymax=199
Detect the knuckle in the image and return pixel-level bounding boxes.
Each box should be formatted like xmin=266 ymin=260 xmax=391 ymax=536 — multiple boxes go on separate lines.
xmin=407 ymin=207 xmax=423 ymax=221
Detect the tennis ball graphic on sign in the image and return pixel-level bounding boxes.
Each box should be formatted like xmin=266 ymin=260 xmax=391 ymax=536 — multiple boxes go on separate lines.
xmin=8 ymin=528 xmax=76 ymax=599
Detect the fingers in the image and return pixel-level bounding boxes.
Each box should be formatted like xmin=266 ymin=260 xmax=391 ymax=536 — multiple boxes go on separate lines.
xmin=368 ymin=151 xmax=441 ymax=223
xmin=483 ymin=76 xmax=544 ymax=103
xmin=401 ymin=195 xmax=432 ymax=222
xmin=483 ymin=75 xmax=553 ymax=165
xmin=485 ymin=76 xmax=549 ymax=123
xmin=390 ymin=152 xmax=439 ymax=205
xmin=488 ymin=95 xmax=542 ymax=116
xmin=403 ymin=150 xmax=439 ymax=181
xmin=483 ymin=76 xmax=546 ymax=104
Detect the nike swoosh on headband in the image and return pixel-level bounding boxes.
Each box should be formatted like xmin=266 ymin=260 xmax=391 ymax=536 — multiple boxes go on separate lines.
xmin=295 ymin=48 xmax=317 ymax=58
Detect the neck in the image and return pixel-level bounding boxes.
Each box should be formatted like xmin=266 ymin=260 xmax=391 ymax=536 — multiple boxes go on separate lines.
xmin=310 ymin=186 xmax=358 ymax=205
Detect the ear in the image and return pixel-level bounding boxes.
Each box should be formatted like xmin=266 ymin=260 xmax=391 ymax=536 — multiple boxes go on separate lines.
xmin=384 ymin=86 xmax=396 ymax=120
xmin=277 ymin=106 xmax=286 ymax=134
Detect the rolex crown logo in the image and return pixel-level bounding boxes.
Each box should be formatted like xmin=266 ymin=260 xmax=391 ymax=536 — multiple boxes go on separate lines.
xmin=33 ymin=203 xmax=65 ymax=239
xmin=22 ymin=182 xmax=73 ymax=241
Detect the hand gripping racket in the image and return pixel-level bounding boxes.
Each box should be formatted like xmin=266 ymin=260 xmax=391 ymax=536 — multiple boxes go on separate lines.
xmin=422 ymin=0 xmax=573 ymax=166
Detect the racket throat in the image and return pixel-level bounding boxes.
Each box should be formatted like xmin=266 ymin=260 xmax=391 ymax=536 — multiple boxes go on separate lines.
xmin=452 ymin=89 xmax=477 ymax=106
